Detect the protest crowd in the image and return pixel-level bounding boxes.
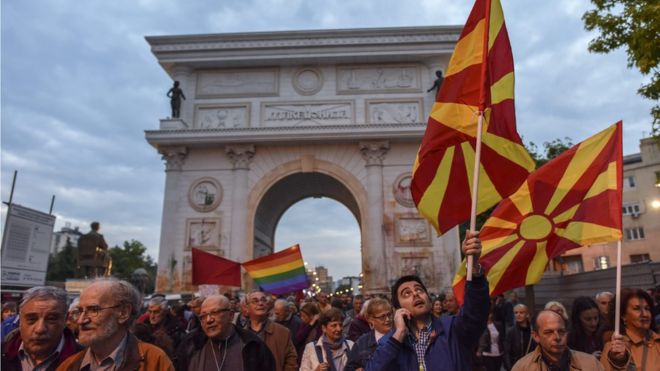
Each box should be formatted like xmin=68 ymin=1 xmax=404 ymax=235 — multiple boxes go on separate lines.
xmin=1 ymin=231 xmax=659 ymax=371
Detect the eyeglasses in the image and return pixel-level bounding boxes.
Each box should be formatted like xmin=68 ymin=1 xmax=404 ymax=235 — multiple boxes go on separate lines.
xmin=371 ymin=313 xmax=393 ymax=321
xmin=248 ymin=297 xmax=268 ymax=305
xmin=74 ymin=305 xmax=120 ymax=318
xmin=199 ymin=308 xmax=232 ymax=322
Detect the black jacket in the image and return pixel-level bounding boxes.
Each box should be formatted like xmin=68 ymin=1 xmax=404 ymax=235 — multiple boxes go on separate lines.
xmin=478 ymin=321 xmax=505 ymax=355
xmin=503 ymin=323 xmax=535 ymax=370
xmin=175 ymin=325 xmax=275 ymax=371
xmin=345 ymin=330 xmax=379 ymax=371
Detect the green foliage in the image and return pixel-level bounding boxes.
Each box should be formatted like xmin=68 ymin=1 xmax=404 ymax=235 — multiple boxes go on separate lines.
xmin=108 ymin=240 xmax=157 ymax=294
xmin=583 ymin=0 xmax=660 ymax=138
xmin=46 ymin=238 xmax=78 ymax=282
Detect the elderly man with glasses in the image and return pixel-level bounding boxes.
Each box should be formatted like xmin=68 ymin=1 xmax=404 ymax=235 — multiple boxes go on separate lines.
xmin=57 ymin=278 xmax=174 ymax=371
xmin=175 ymin=294 xmax=275 ymax=371
xmin=244 ymin=291 xmax=298 ymax=371
xmin=1 ymin=286 xmax=82 ymax=371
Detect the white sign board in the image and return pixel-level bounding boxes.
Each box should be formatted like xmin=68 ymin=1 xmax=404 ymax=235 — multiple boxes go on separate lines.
xmin=1 ymin=204 xmax=56 ymax=287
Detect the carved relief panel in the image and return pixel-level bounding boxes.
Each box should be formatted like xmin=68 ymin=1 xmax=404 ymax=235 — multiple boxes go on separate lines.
xmin=367 ymin=98 xmax=423 ymax=124
xmin=397 ymin=252 xmax=436 ymax=287
xmin=336 ymin=64 xmax=421 ymax=94
xmin=392 ymin=173 xmax=415 ymax=208
xmin=188 ymin=177 xmax=222 ymax=212
xmin=194 ymin=104 xmax=250 ymax=129
xmin=196 ymin=68 xmax=279 ymax=98
xmin=394 ymin=214 xmax=431 ymax=246
xmin=186 ymin=218 xmax=222 ymax=251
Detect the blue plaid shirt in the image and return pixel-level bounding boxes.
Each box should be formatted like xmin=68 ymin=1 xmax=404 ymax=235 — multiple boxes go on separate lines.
xmin=408 ymin=319 xmax=433 ymax=371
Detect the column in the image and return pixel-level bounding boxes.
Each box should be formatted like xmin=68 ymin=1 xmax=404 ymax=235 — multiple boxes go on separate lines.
xmin=171 ymin=65 xmax=194 ymax=125
xmin=156 ymin=146 xmax=187 ymax=292
xmin=225 ymin=145 xmax=255 ymax=264
xmin=359 ymin=141 xmax=390 ymax=293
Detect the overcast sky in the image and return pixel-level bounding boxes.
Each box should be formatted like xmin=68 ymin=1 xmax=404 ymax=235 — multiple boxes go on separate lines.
xmin=1 ymin=0 xmax=654 ymax=282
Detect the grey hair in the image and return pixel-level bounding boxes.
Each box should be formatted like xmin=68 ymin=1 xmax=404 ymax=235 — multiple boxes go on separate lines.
xmin=203 ymin=294 xmax=230 ymax=308
xmin=20 ymin=286 xmax=68 ymax=313
xmin=360 ymin=299 xmax=371 ymax=316
xmin=89 ymin=278 xmax=142 ymax=327
xmin=513 ymin=303 xmax=528 ymax=312
xmin=595 ymin=291 xmax=613 ymax=300
xmin=274 ymin=298 xmax=289 ymax=309
xmin=148 ymin=296 xmax=169 ymax=310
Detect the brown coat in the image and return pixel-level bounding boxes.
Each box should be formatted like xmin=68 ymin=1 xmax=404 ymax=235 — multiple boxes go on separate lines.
xmin=511 ymin=346 xmax=604 ymax=371
xmin=601 ymin=331 xmax=660 ymax=371
xmin=56 ymin=334 xmax=174 ymax=371
xmin=247 ymin=320 xmax=297 ymax=371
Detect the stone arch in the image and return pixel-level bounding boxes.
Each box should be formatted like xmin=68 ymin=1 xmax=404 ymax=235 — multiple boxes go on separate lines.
xmin=246 ymin=158 xmax=369 ymax=263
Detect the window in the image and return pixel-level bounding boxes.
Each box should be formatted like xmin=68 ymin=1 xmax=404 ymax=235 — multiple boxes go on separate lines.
xmin=630 ymin=254 xmax=650 ymax=263
xmin=655 ymin=171 xmax=660 ymax=188
xmin=562 ymin=255 xmax=584 ymax=274
xmin=624 ymin=227 xmax=645 ymax=241
xmin=594 ymin=256 xmax=609 ymax=270
xmin=623 ymin=176 xmax=636 ymax=191
xmin=622 ymin=203 xmax=641 ymax=216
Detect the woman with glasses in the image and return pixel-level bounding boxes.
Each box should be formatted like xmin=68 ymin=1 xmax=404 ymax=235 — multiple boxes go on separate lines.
xmin=345 ymin=298 xmax=393 ymax=371
xmin=601 ymin=288 xmax=660 ymax=370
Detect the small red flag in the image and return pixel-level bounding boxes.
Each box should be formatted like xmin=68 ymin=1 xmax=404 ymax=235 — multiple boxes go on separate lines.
xmin=192 ymin=248 xmax=241 ymax=286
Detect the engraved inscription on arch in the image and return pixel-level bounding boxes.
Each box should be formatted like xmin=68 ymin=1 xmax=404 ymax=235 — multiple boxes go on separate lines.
xmin=336 ymin=64 xmax=421 ymax=94
xmin=196 ymin=68 xmax=279 ymax=98
xmin=260 ymin=101 xmax=354 ymax=127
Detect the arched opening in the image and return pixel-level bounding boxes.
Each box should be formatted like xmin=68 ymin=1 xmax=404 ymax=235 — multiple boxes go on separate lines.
xmin=274 ymin=198 xmax=362 ymax=284
xmin=253 ymin=172 xmax=361 ymax=259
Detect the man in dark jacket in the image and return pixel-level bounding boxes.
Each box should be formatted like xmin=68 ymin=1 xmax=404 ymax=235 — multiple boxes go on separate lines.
xmin=1 ymin=286 xmax=82 ymax=371
xmin=176 ymin=295 xmax=275 ymax=371
xmin=366 ymin=231 xmax=489 ymax=371
xmin=139 ymin=296 xmax=183 ymax=360
xmin=273 ymin=299 xmax=302 ymax=342
xmin=503 ymin=303 xmax=535 ymax=370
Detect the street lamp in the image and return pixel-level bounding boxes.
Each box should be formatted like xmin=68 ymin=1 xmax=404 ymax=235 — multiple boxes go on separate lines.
xmin=651 ymin=199 xmax=660 ymax=209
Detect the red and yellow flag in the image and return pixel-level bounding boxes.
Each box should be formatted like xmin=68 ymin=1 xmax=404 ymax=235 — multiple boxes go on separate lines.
xmin=412 ymin=0 xmax=534 ymax=234
xmin=453 ymin=122 xmax=623 ymax=302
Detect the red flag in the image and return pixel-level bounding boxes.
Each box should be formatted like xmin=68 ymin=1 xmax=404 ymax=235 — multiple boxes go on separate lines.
xmin=192 ymin=248 xmax=241 ymax=286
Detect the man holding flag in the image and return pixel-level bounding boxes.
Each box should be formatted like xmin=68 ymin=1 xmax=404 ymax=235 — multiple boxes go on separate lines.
xmin=365 ymin=232 xmax=488 ymax=371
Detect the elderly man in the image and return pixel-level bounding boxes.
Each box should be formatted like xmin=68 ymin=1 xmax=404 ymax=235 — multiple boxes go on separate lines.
xmin=273 ymin=299 xmax=302 ymax=342
xmin=366 ymin=232 xmax=489 ymax=371
xmin=175 ymin=294 xmax=275 ymax=371
xmin=185 ymin=297 xmax=203 ymax=333
xmin=57 ymin=278 xmax=174 ymax=370
xmin=595 ymin=291 xmax=614 ymax=316
xmin=342 ymin=295 xmax=363 ymax=336
xmin=2 ymin=286 xmax=81 ymax=371
xmin=512 ymin=310 xmax=603 ymax=370
xmin=245 ymin=291 xmax=297 ymax=371
xmin=142 ymin=296 xmax=183 ymax=359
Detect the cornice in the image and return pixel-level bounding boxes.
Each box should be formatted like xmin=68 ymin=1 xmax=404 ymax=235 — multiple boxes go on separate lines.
xmin=144 ymin=122 xmax=426 ymax=148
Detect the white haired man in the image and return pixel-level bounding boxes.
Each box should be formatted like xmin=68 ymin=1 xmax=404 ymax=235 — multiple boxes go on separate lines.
xmin=273 ymin=299 xmax=302 ymax=342
xmin=57 ymin=278 xmax=174 ymax=370
xmin=1 ymin=286 xmax=82 ymax=371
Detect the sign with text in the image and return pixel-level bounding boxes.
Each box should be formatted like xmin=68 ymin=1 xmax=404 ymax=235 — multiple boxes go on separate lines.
xmin=1 ymin=204 xmax=56 ymax=287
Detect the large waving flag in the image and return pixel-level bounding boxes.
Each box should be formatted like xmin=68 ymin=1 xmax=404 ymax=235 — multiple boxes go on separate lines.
xmin=242 ymin=244 xmax=310 ymax=295
xmin=192 ymin=248 xmax=242 ymax=286
xmin=412 ymin=0 xmax=535 ymax=234
xmin=453 ymin=122 xmax=623 ymax=302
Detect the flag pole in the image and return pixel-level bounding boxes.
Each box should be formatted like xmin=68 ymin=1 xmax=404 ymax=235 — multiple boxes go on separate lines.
xmin=614 ymin=239 xmax=622 ymax=335
xmin=467 ymin=112 xmax=485 ymax=281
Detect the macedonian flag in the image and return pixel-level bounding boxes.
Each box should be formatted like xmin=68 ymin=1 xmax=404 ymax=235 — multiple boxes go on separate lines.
xmin=411 ymin=0 xmax=535 ymax=234
xmin=453 ymin=122 xmax=623 ymax=302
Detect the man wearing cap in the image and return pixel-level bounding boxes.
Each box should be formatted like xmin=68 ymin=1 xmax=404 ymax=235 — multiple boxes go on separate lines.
xmin=366 ymin=231 xmax=489 ymax=371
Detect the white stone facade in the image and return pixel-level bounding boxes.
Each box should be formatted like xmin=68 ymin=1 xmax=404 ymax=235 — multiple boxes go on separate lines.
xmin=145 ymin=26 xmax=463 ymax=294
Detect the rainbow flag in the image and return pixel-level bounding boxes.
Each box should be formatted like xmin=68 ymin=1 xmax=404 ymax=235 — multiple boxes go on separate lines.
xmin=242 ymin=244 xmax=310 ymax=295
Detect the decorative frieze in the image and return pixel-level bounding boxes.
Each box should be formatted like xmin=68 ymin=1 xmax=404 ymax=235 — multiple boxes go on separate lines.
xmin=359 ymin=141 xmax=390 ymax=166
xmin=367 ymin=98 xmax=423 ymax=124
xmin=196 ymin=68 xmax=279 ymax=98
xmin=337 ymin=64 xmax=421 ymax=94
xmin=194 ymin=103 xmax=250 ymax=129
xmin=292 ymin=67 xmax=324 ymax=96
xmin=261 ymin=101 xmax=354 ymax=127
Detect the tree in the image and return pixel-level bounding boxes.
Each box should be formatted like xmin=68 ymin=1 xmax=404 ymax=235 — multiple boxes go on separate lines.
xmin=108 ymin=240 xmax=157 ymax=294
xmin=46 ymin=237 xmax=78 ymax=282
xmin=583 ymin=0 xmax=660 ymax=139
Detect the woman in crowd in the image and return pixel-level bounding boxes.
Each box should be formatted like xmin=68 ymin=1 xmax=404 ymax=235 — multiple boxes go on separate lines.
xmin=300 ymin=308 xmax=354 ymax=371
xmin=295 ymin=302 xmax=323 ymax=363
xmin=503 ymin=303 xmax=535 ymax=370
xmin=545 ymin=300 xmax=569 ymax=322
xmin=602 ymin=288 xmax=660 ymax=370
xmin=476 ymin=309 xmax=505 ymax=371
xmin=345 ymin=298 xmax=392 ymax=371
xmin=568 ymin=296 xmax=603 ymax=358
xmin=432 ymin=297 xmax=444 ymax=319
xmin=347 ymin=300 xmax=371 ymax=341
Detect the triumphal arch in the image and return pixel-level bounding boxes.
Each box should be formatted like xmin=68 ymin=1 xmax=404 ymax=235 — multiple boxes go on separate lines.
xmin=145 ymin=26 xmax=463 ymax=294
